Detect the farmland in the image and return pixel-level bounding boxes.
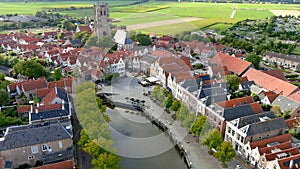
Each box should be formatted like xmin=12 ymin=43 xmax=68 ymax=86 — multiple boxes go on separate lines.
xmin=1 ymin=1 xmax=300 ymax=35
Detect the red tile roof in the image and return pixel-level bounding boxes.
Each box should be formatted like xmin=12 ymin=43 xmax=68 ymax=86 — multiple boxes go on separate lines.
xmin=288 ymin=92 xmax=300 ymax=103
xmin=0 ymin=157 xmax=2 ymax=169
xmin=265 ymin=147 xmax=299 ymax=161
xmin=263 ymin=69 xmax=288 ymax=82
xmin=151 ymin=50 xmax=172 ymax=58
xmin=22 ymin=78 xmax=47 ymax=92
xmin=77 ymin=25 xmax=91 ymax=32
xmin=216 ymin=96 xmax=254 ymax=108
xmin=285 ymin=117 xmax=299 ymax=129
xmin=249 ymin=102 xmax=264 ymax=114
xmin=278 ymin=153 xmax=300 ymax=169
xmin=243 ymin=68 xmax=299 ymax=97
xmin=250 ymin=134 xmax=292 ymax=149
xmin=41 ymin=88 xmax=57 ymax=105
xmin=36 ymin=88 xmax=52 ymax=99
xmin=211 ymin=52 xmax=252 ymax=76
xmin=258 ymin=141 xmax=291 ymax=156
xmin=31 ymin=160 xmax=73 ymax=169
xmin=17 ymin=104 xmax=63 ymax=114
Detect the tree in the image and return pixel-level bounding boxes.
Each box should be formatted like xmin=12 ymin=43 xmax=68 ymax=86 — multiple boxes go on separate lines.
xmin=85 ymin=36 xmax=99 ymax=47
xmin=170 ymin=100 xmax=181 ymax=112
xmin=190 ymin=116 xmax=207 ymax=136
xmin=214 ymin=141 xmax=236 ymax=167
xmin=175 ymin=104 xmax=190 ymax=121
xmin=61 ymin=20 xmax=76 ymax=31
xmin=245 ymin=52 xmax=261 ymax=69
xmin=270 ymin=105 xmax=282 ymax=115
xmin=53 ymin=69 xmax=62 ymax=81
xmin=99 ymin=35 xmax=115 ymax=48
xmin=224 ymin=75 xmax=241 ymax=93
xmin=73 ymin=31 xmax=91 ymax=45
xmin=13 ymin=60 xmax=49 ymax=79
xmin=0 ymin=72 xmax=4 ymax=81
xmin=135 ymin=34 xmax=152 ymax=46
xmin=183 ymin=113 xmax=196 ymax=128
xmin=163 ymin=94 xmax=173 ymax=110
xmin=58 ymin=32 xmax=66 ymax=40
xmin=92 ymin=152 xmax=121 ymax=169
xmin=193 ymin=63 xmax=203 ymax=69
xmin=0 ymin=89 xmax=9 ymax=106
xmin=201 ymin=129 xmax=223 ymax=153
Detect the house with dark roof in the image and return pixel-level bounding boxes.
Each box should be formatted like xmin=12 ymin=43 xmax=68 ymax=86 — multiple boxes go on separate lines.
xmin=205 ymin=102 xmax=255 ymax=136
xmin=225 ymin=112 xmax=288 ymax=161
xmin=0 ymin=124 xmax=73 ymax=168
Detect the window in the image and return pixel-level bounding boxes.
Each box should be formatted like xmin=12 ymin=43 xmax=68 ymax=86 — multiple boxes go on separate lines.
xmin=59 ymin=141 xmax=63 ymax=149
xmin=31 ymin=146 xmax=38 ymax=154
xmin=28 ymin=155 xmax=34 ymax=160
xmin=41 ymin=144 xmax=48 ymax=151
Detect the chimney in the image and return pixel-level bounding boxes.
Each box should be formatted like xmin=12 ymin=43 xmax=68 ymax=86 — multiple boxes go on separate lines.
xmin=30 ymin=105 xmax=33 ymax=113
xmin=35 ymin=109 xmax=38 ymax=113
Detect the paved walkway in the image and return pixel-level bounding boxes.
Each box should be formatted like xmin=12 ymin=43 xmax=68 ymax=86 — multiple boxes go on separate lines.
xmin=230 ymin=5 xmax=237 ymax=19
xmin=102 ymin=75 xmax=247 ymax=169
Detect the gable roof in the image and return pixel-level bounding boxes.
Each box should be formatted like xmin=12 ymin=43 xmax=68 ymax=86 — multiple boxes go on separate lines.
xmin=249 ymin=102 xmax=264 ymax=114
xmin=278 ymin=153 xmax=300 ymax=169
xmin=31 ymin=160 xmax=73 ymax=169
xmin=22 ymin=78 xmax=47 ymax=92
xmin=216 ymin=96 xmax=254 ymax=108
xmin=30 ymin=104 xmax=69 ymax=122
xmin=258 ymin=141 xmax=291 ymax=156
xmin=36 ymin=88 xmax=52 ymax=99
xmin=244 ymin=68 xmax=299 ymax=97
xmin=41 ymin=87 xmax=68 ymax=105
xmin=210 ymin=52 xmax=253 ymax=76
xmin=0 ymin=124 xmax=72 ymax=151
xmin=288 ymin=92 xmax=300 ymax=103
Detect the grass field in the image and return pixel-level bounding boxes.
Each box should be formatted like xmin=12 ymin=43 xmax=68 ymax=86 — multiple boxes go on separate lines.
xmin=291 ymin=47 xmax=300 ymax=55
xmin=1 ymin=1 xmax=300 ymax=35
xmin=203 ymin=23 xmax=234 ymax=33
xmin=0 ymin=1 xmax=136 ymax=15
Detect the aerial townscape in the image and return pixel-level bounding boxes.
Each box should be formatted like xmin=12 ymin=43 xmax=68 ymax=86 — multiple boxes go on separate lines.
xmin=0 ymin=0 xmax=300 ymax=169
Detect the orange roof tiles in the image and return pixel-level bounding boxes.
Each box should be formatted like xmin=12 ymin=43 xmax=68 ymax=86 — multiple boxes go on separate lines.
xmin=258 ymin=141 xmax=291 ymax=156
xmin=22 ymin=78 xmax=47 ymax=92
xmin=31 ymin=160 xmax=73 ymax=169
xmin=288 ymin=92 xmax=300 ymax=103
xmin=250 ymin=133 xmax=292 ymax=149
xmin=263 ymin=69 xmax=288 ymax=82
xmin=285 ymin=117 xmax=299 ymax=129
xmin=41 ymin=88 xmax=57 ymax=105
xmin=249 ymin=102 xmax=264 ymax=114
xmin=265 ymin=147 xmax=299 ymax=161
xmin=36 ymin=88 xmax=52 ymax=99
xmin=216 ymin=96 xmax=254 ymax=108
xmin=211 ymin=52 xmax=253 ymax=76
xmin=17 ymin=104 xmax=63 ymax=114
xmin=278 ymin=153 xmax=300 ymax=169
xmin=243 ymin=68 xmax=299 ymax=97
xmin=151 ymin=50 xmax=172 ymax=58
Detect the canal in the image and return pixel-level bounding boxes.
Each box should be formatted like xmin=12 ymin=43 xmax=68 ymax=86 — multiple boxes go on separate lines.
xmin=106 ymin=107 xmax=189 ymax=169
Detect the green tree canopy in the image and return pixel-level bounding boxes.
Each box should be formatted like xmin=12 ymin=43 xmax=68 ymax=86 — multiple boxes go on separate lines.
xmin=0 ymin=72 xmax=4 ymax=81
xmin=0 ymin=89 xmax=9 ymax=106
xmin=13 ymin=60 xmax=49 ymax=79
xmin=190 ymin=116 xmax=207 ymax=136
xmin=214 ymin=141 xmax=236 ymax=167
xmin=53 ymin=69 xmax=62 ymax=81
xmin=62 ymin=20 xmax=76 ymax=31
xmin=163 ymin=94 xmax=174 ymax=110
xmin=201 ymin=129 xmax=223 ymax=152
xmin=170 ymin=100 xmax=181 ymax=112
xmin=224 ymin=75 xmax=241 ymax=92
xmin=245 ymin=52 xmax=262 ymax=69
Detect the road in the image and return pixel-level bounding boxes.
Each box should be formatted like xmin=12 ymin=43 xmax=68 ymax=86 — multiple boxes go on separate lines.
xmin=101 ymin=74 xmax=248 ymax=169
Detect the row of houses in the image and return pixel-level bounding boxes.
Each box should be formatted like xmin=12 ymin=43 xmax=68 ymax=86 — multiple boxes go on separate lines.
xmin=0 ymin=78 xmax=74 ymax=169
xmin=263 ymin=51 xmax=300 ymax=70
xmin=140 ymin=48 xmax=300 ymax=169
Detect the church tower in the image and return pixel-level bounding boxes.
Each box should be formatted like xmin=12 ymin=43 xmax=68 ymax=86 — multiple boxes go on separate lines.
xmin=93 ymin=3 xmax=111 ymax=39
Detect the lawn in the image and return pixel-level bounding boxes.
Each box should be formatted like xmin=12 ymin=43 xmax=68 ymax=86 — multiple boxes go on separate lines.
xmin=291 ymin=47 xmax=300 ymax=55
xmin=203 ymin=23 xmax=234 ymax=34
xmin=0 ymin=1 xmax=136 ymax=15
